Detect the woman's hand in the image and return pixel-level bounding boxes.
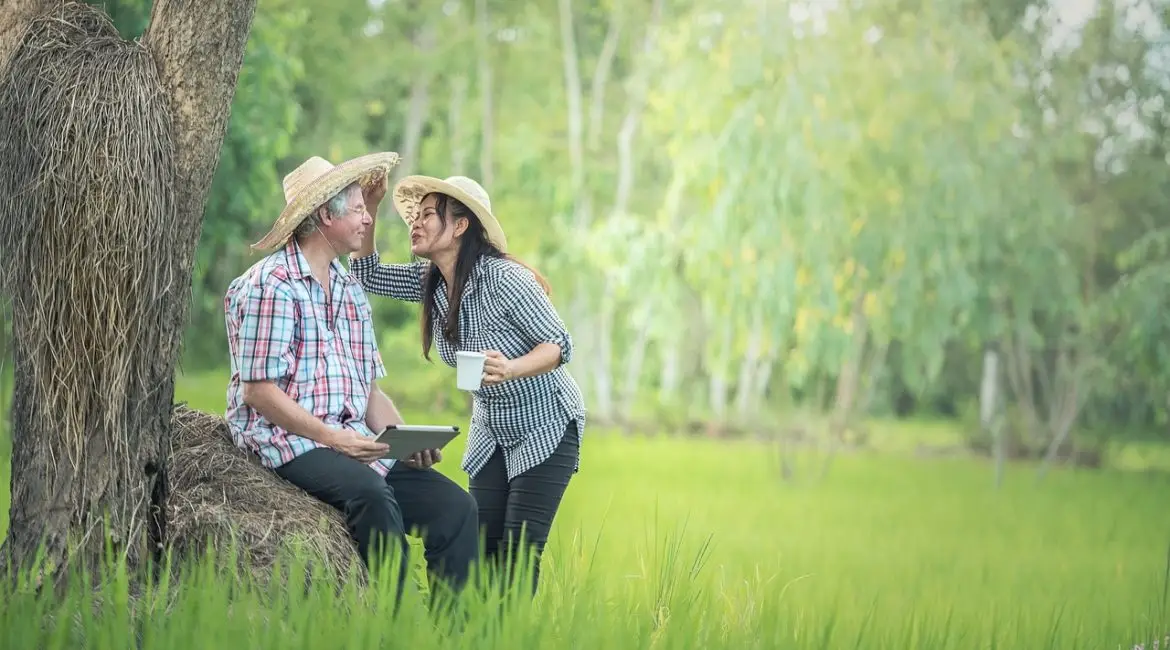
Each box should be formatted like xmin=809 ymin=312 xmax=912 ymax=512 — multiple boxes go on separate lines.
xmin=481 ymin=349 xmax=515 ymax=386
xmin=363 ymin=174 xmax=387 ymax=217
xmin=354 ymin=176 xmax=386 ymax=259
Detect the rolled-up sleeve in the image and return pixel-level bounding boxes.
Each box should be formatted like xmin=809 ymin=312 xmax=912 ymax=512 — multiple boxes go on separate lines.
xmin=348 ymin=252 xmax=428 ymax=303
xmin=232 ymin=280 xmax=297 ymax=382
xmin=501 ymin=265 xmax=573 ymax=365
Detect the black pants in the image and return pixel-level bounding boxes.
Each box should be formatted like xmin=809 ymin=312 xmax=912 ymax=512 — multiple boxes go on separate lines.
xmin=275 ymin=448 xmax=479 ymax=599
xmin=469 ymin=421 xmax=578 ymax=595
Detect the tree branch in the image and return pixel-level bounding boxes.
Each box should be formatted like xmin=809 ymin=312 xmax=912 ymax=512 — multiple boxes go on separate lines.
xmin=144 ymin=0 xmax=258 ymax=232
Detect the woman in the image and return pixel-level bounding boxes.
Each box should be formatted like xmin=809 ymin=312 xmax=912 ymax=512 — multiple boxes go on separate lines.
xmin=348 ymin=173 xmax=586 ymax=595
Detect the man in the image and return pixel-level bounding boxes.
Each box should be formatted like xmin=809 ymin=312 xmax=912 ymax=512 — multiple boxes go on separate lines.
xmin=223 ymin=152 xmax=478 ymax=599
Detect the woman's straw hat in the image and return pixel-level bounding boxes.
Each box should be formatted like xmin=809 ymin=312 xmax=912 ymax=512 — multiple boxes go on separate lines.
xmin=251 ymin=152 xmax=400 ymax=252
xmin=391 ymin=175 xmax=508 ymax=253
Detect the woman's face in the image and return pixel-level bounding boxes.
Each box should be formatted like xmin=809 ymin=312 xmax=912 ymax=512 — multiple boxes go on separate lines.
xmin=410 ymin=193 xmax=466 ymax=258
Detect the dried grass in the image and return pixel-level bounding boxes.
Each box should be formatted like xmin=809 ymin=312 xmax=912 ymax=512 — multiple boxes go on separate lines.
xmin=167 ymin=405 xmax=364 ymax=586
xmin=0 ymin=2 xmax=175 ymax=491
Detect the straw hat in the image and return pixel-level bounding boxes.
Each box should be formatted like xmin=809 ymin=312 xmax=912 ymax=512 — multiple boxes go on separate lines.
xmin=391 ymin=175 xmax=508 ymax=253
xmin=251 ymin=152 xmax=400 ymax=252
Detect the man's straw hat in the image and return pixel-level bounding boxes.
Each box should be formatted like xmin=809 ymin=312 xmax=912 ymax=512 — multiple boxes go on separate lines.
xmin=391 ymin=175 xmax=508 ymax=253
xmin=251 ymin=152 xmax=400 ymax=252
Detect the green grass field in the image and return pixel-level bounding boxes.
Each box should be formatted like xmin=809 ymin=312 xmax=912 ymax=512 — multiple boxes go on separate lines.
xmin=1 ymin=371 xmax=1168 ymax=648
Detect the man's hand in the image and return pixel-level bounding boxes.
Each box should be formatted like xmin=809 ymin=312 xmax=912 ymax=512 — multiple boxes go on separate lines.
xmin=403 ymin=448 xmax=442 ymax=469
xmin=481 ymin=349 xmax=515 ymax=386
xmin=327 ymin=428 xmax=390 ymax=463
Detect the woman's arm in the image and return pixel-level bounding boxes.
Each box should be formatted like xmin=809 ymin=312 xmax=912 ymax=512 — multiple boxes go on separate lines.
xmin=482 ymin=344 xmax=562 ymax=384
xmin=349 ymin=180 xmax=427 ymax=302
xmin=481 ymin=265 xmax=574 ymax=385
xmin=348 ymin=252 xmax=427 ymax=303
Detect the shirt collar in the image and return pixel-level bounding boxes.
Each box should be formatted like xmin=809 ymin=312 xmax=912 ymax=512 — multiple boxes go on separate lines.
xmin=282 ymin=238 xmax=357 ymax=287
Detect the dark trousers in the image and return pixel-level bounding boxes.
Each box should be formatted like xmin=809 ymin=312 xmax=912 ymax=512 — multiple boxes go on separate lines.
xmin=275 ymin=448 xmax=479 ymax=600
xmin=469 ymin=421 xmax=578 ymax=595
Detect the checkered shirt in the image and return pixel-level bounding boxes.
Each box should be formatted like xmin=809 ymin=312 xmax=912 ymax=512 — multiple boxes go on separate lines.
xmin=349 ymin=252 xmax=586 ymax=481
xmin=224 ymin=239 xmax=394 ymax=476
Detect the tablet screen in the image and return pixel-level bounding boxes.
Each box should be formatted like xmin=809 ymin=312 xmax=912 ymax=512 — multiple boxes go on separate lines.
xmin=374 ymin=424 xmax=461 ymax=461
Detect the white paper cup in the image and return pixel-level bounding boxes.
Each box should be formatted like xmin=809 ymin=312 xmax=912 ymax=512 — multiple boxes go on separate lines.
xmin=456 ymin=351 xmax=487 ymax=391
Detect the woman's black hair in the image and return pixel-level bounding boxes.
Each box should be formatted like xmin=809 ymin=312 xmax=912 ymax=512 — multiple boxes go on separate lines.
xmin=419 ymin=193 xmax=551 ymax=361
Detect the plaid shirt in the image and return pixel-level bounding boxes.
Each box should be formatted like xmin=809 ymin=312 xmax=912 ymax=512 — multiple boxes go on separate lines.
xmin=350 ymin=252 xmax=586 ymax=481
xmin=224 ymin=239 xmax=393 ymax=476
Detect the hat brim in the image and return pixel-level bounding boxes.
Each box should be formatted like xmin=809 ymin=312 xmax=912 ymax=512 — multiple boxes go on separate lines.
xmin=251 ymin=152 xmax=400 ymax=252
xmin=391 ymin=175 xmax=508 ymax=253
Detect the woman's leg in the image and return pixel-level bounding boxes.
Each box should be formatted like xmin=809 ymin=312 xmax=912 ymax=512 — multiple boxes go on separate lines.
xmin=501 ymin=421 xmax=579 ymax=595
xmin=468 ymin=445 xmax=510 ymax=585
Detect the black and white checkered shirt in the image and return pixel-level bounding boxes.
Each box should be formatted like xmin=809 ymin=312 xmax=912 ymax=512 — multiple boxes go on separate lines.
xmin=349 ymin=252 xmax=586 ymax=481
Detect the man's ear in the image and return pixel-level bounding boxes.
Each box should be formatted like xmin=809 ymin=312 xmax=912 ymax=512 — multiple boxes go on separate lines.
xmin=316 ymin=205 xmax=332 ymax=226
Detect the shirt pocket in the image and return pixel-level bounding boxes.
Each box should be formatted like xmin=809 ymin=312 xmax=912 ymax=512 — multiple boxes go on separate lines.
xmin=335 ymin=299 xmax=374 ymax=382
xmin=289 ymin=320 xmax=320 ymax=399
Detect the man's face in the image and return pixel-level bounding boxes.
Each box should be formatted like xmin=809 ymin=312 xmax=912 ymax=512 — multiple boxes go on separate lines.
xmin=319 ymin=184 xmax=371 ymax=254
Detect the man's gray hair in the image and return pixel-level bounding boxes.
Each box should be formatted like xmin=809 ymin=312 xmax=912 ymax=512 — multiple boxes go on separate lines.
xmin=293 ymin=181 xmax=361 ymax=239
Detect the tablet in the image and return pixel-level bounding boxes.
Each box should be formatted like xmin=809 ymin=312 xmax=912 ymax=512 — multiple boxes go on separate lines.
xmin=374 ymin=424 xmax=461 ymax=461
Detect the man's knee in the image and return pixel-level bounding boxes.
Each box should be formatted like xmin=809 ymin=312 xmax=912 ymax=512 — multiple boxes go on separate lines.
xmin=346 ymin=480 xmax=404 ymax=532
xmin=427 ymin=486 xmax=477 ymax=542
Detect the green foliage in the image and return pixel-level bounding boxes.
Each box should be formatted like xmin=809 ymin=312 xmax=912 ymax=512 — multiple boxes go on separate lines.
xmin=1094 ymin=227 xmax=1170 ymax=427
xmin=377 ymin=326 xmax=472 ymax=419
xmin=156 ymin=0 xmax=1170 ymax=441
xmin=87 ymin=0 xmax=150 ymax=39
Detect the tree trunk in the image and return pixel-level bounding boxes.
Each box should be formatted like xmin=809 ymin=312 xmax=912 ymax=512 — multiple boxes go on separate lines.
xmin=475 ymin=0 xmax=493 ymax=188
xmin=587 ymin=7 xmax=621 ymax=153
xmin=0 ymin=300 xmax=10 ymax=439
xmin=610 ymin=0 xmax=662 ymax=220
xmin=753 ymin=352 xmax=776 ymax=411
xmin=831 ymin=292 xmax=869 ymax=429
xmin=448 ymin=74 xmax=468 ymax=172
xmin=557 ymin=0 xmax=598 ymax=406
xmin=979 ymin=346 xmax=1007 ymax=488
xmin=1037 ymin=343 xmax=1085 ymax=480
xmin=654 ymin=167 xmax=687 ymax=406
xmin=659 ymin=338 xmax=680 ymax=402
xmin=619 ymin=309 xmax=651 ymax=421
xmin=592 ymin=282 xmax=615 ymax=423
xmin=392 ymin=23 xmax=436 ymax=184
xmin=734 ymin=307 xmax=764 ymax=418
xmin=0 ymin=0 xmax=256 ymax=581
xmin=707 ymin=316 xmax=734 ymax=428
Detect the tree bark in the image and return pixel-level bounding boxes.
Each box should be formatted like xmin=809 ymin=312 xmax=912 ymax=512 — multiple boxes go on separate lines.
xmin=1 ymin=0 xmax=256 ymax=581
xmin=0 ymin=0 xmax=58 ymax=71
xmin=137 ymin=0 xmax=257 ymax=567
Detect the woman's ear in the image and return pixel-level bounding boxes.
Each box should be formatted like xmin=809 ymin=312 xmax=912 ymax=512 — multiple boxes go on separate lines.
xmin=453 ymin=216 xmax=469 ymax=238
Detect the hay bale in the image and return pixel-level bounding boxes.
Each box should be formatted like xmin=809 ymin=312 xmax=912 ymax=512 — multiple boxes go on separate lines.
xmin=167 ymin=404 xmax=364 ymax=586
